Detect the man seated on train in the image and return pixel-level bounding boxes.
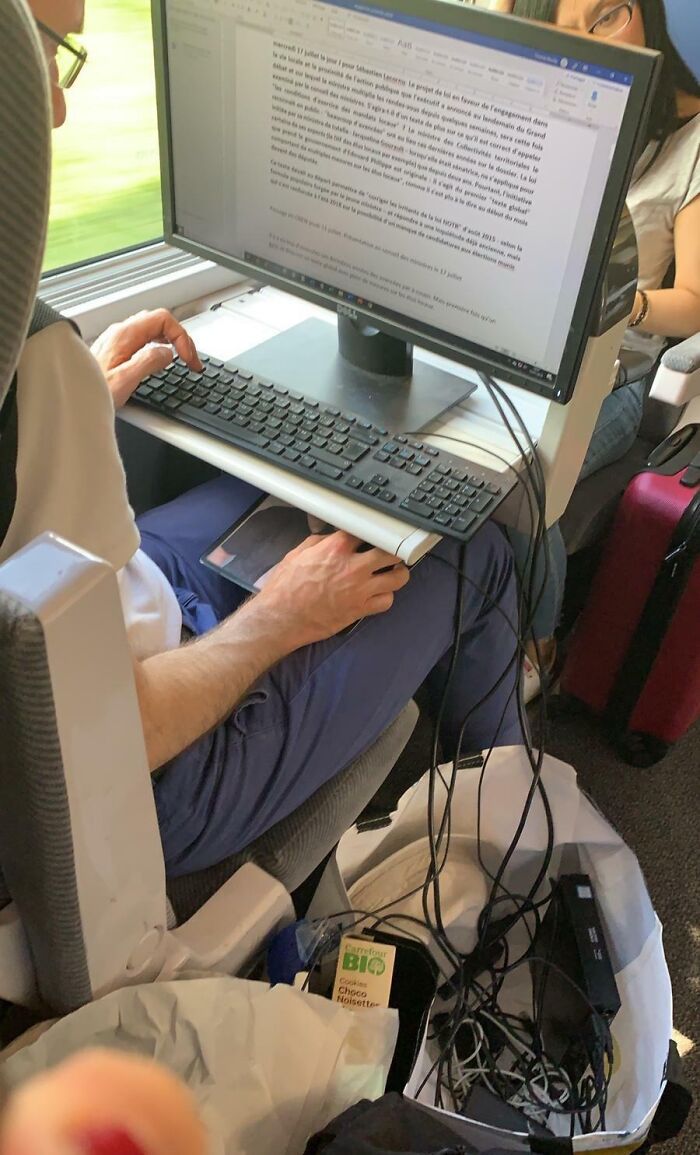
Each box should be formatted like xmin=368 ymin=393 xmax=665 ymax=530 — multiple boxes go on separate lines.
xmin=2 ymin=0 xmax=523 ymax=879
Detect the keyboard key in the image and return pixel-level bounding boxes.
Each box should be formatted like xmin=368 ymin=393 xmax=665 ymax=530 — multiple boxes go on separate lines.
xmin=267 ymin=417 xmax=283 ymax=430
xmin=179 ymin=404 xmax=270 ymax=450
xmin=445 ymin=503 xmax=462 ymax=516
xmin=205 ymin=402 xmax=220 ymax=414
xmin=320 ymin=415 xmax=334 ymax=428
xmin=469 ymin=492 xmax=493 ymax=514
xmin=395 ymin=434 xmax=408 ymax=443
xmin=378 ymin=491 xmax=396 ymax=503
xmin=374 ymin=451 xmax=390 ymax=463
xmin=349 ymin=426 xmax=378 ymax=447
xmin=408 ymin=440 xmax=424 ymax=451
xmin=237 ymin=370 xmax=253 ymax=380
xmin=274 ymin=385 xmax=289 ymax=396
xmin=279 ymin=434 xmax=295 ymax=447
xmin=249 ymin=421 xmax=265 ymax=434
xmin=453 ymin=513 xmax=477 ymax=535
xmin=383 ymin=441 xmax=400 ymax=454
xmin=407 ymin=463 xmax=422 ymax=476
xmin=371 ymin=474 xmax=388 ymax=486
xmin=293 ymin=439 xmax=310 ymax=454
xmin=136 ymin=384 xmax=153 ymax=398
xmin=203 ymin=367 xmax=220 ymax=379
xmin=268 ymin=441 xmax=285 ymax=455
xmin=435 ymin=486 xmax=451 ymax=500
xmin=416 ymin=454 xmax=430 ymax=467
xmin=400 ymin=498 xmax=434 ymax=520
xmin=311 ymin=434 xmax=328 ymax=449
xmin=309 ymin=445 xmax=351 ymax=471
xmin=445 ymin=479 xmax=460 ymax=492
xmin=283 ymin=448 xmax=300 ymax=462
xmin=343 ymin=440 xmax=370 ymax=463
xmin=363 ymin=483 xmax=380 ymax=496
xmin=335 ymin=422 xmax=350 ymax=435
xmin=435 ymin=512 xmax=453 ymax=527
xmin=398 ymin=448 xmax=414 ymax=461
xmin=469 ymin=476 xmax=485 ymax=489
xmin=150 ymin=390 xmax=168 ymax=404
xmin=164 ymin=397 xmax=181 ymax=411
xmin=452 ymin=469 xmax=468 ymax=482
xmin=208 ymin=357 xmax=224 ymax=368
xmin=162 ymin=383 xmax=178 ymax=396
xmin=426 ymin=496 xmax=443 ymax=510
xmin=346 ymin=476 xmax=363 ymax=489
xmin=485 ymin=482 xmax=502 ymax=495
xmin=417 ymin=480 xmax=435 ymax=493
xmin=315 ymin=461 xmax=343 ymax=480
xmin=437 ymin=464 xmax=451 ymax=475
xmin=300 ymin=455 xmax=315 ymax=469
xmin=186 ymin=372 xmax=203 ymax=384
xmin=424 ymin=446 xmax=439 ymax=457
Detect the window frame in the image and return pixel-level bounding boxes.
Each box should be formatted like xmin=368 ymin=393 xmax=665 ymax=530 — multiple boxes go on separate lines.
xmin=40 ymin=241 xmax=243 ymax=341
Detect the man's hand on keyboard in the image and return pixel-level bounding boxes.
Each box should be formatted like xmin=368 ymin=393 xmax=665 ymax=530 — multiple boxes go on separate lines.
xmin=92 ymin=308 xmax=202 ymax=409
xmin=256 ymin=530 xmax=410 ymax=648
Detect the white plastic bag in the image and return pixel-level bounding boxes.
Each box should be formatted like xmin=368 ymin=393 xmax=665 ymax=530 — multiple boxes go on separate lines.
xmin=337 ymin=746 xmax=674 ymax=1151
xmin=3 ymin=977 xmax=399 ymax=1155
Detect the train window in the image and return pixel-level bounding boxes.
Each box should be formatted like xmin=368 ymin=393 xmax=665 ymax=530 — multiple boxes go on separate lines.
xmin=44 ymin=0 xmax=162 ymax=272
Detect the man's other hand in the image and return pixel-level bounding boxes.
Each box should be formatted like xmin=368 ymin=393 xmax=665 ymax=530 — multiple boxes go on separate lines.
xmin=256 ymin=531 xmax=410 ymax=649
xmin=91 ymin=308 xmax=202 ymax=409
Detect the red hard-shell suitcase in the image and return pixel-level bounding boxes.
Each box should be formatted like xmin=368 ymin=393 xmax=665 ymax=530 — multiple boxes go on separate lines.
xmin=561 ymin=424 xmax=700 ymax=766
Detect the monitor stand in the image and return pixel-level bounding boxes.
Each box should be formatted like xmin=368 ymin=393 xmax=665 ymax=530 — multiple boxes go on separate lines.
xmin=232 ymin=315 xmax=476 ymax=434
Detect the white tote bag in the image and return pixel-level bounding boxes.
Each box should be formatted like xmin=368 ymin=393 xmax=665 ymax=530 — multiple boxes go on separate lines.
xmin=337 ymin=746 xmax=685 ymax=1153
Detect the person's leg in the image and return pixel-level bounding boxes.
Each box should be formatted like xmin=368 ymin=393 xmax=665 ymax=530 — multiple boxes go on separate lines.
xmin=579 ymin=379 xmax=646 ymax=482
xmin=503 ymin=380 xmax=645 ymax=654
xmin=154 ymin=522 xmax=523 ymax=877
xmin=137 ymin=475 xmax=267 ymax=626
xmin=505 ymin=524 xmax=567 ymax=643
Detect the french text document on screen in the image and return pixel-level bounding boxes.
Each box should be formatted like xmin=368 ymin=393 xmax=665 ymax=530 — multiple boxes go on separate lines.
xmin=166 ymin=0 xmax=631 ymax=381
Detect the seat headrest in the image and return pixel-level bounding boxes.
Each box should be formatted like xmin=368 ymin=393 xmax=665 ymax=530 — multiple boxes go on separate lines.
xmin=0 ymin=0 xmax=51 ymax=408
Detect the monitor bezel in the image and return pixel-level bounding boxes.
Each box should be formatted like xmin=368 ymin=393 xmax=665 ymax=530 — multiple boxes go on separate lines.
xmin=152 ymin=0 xmax=661 ymax=404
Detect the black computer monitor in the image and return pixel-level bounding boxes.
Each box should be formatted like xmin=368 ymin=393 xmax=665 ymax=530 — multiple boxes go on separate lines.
xmin=153 ymin=0 xmax=659 ymax=431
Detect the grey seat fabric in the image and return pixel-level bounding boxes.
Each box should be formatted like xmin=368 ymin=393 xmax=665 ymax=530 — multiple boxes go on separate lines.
xmin=167 ymin=700 xmax=419 ymax=924
xmin=0 ymin=0 xmax=66 ymax=937
xmin=0 ymin=0 xmax=50 ymax=410
xmin=0 ymin=591 xmax=94 ymax=1011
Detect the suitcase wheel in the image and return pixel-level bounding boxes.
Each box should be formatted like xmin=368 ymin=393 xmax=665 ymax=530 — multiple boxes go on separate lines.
xmin=615 ymin=731 xmax=670 ymax=769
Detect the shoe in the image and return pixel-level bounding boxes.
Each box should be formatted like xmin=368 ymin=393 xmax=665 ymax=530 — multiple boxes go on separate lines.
xmin=522 ymin=655 xmax=542 ymax=705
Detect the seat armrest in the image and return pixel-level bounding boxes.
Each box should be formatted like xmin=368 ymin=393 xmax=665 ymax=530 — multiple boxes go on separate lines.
xmin=0 ymin=534 xmax=169 ymax=1012
xmin=162 ymin=863 xmax=294 ymax=977
xmin=650 ymin=335 xmax=700 ymax=406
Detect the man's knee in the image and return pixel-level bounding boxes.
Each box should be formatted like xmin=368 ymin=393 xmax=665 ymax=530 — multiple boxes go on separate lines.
xmin=436 ymin=521 xmax=515 ymax=600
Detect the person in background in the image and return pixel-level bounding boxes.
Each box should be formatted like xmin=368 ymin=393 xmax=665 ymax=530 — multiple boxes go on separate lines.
xmin=505 ymin=0 xmax=700 ymax=700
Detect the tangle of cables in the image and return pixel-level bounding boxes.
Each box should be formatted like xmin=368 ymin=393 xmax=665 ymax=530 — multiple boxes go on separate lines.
xmin=300 ymin=371 xmax=615 ymax=1136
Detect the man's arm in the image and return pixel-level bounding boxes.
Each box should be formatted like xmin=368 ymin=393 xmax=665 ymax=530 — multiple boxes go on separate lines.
xmin=133 ymin=532 xmax=410 ymax=771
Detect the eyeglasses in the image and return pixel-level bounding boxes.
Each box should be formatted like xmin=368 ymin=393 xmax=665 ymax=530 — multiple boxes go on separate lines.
xmin=35 ymin=20 xmax=88 ymax=89
xmin=587 ymin=1 xmax=635 ymax=38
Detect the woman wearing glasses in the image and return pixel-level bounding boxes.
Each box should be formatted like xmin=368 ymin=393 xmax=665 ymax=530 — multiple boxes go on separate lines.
xmin=505 ymin=0 xmax=700 ymax=700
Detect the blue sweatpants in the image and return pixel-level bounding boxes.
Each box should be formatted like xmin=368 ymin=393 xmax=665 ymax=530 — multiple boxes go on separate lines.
xmin=137 ymin=476 xmax=523 ymax=877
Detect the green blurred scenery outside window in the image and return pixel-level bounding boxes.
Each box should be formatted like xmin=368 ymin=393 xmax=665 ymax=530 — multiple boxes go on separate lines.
xmin=44 ymin=0 xmax=163 ymax=272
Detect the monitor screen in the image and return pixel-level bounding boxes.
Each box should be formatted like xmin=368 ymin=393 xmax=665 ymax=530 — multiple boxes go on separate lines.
xmin=155 ymin=0 xmax=658 ymax=403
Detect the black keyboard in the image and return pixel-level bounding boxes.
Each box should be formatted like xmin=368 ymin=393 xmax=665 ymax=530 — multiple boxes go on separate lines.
xmin=132 ymin=353 xmax=514 ymax=543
